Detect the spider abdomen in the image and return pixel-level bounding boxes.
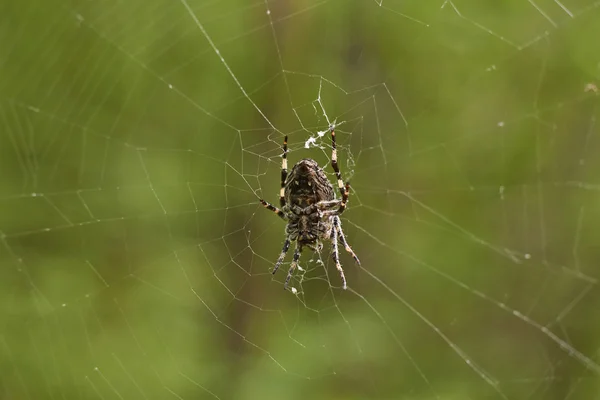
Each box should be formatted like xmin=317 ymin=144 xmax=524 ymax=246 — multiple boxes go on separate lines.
xmin=284 ymin=158 xmax=335 ymax=207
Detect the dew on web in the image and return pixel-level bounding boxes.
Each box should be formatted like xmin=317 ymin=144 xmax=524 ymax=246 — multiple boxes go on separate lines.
xmin=1 ymin=0 xmax=600 ymax=399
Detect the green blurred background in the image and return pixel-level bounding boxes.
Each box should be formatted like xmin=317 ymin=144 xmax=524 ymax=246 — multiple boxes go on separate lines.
xmin=1 ymin=0 xmax=600 ymax=399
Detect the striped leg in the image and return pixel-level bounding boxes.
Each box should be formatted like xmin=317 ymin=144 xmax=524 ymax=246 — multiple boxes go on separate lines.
xmin=272 ymin=236 xmax=291 ymax=275
xmin=284 ymin=244 xmax=303 ymax=289
xmin=330 ymin=127 xmax=350 ymax=214
xmin=331 ymin=223 xmax=348 ymax=290
xmin=315 ymin=199 xmax=342 ymax=210
xmin=334 ymin=216 xmax=360 ymax=265
xmin=260 ymin=136 xmax=289 ymax=220
xmin=260 ymin=199 xmax=286 ymax=220
xmin=280 ymin=135 xmax=288 ymax=207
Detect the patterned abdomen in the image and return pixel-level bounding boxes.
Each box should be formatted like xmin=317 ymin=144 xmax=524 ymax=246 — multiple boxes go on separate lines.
xmin=284 ymin=158 xmax=335 ymax=208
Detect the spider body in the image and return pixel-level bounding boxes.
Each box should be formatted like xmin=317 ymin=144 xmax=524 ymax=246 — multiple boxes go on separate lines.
xmin=260 ymin=128 xmax=360 ymax=290
xmin=284 ymin=159 xmax=334 ymax=245
xmin=286 ymin=158 xmax=334 ymax=207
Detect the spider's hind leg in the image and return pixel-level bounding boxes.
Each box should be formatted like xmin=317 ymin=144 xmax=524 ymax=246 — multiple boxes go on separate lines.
xmin=279 ymin=135 xmax=288 ymax=207
xmin=329 ymin=127 xmax=351 ymax=215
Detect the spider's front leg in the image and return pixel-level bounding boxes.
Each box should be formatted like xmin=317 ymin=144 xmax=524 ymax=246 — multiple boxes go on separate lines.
xmin=334 ymin=216 xmax=360 ymax=266
xmin=272 ymin=236 xmax=291 ymax=276
xmin=330 ymin=223 xmax=347 ymax=290
xmin=284 ymin=244 xmax=303 ymax=290
xmin=306 ymin=241 xmax=323 ymax=253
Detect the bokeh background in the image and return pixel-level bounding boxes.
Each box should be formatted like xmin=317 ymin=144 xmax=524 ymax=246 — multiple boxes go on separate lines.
xmin=1 ymin=0 xmax=600 ymax=399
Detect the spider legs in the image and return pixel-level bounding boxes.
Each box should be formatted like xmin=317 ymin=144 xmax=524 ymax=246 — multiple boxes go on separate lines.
xmin=280 ymin=135 xmax=288 ymax=207
xmin=272 ymin=239 xmax=303 ymax=291
xmin=330 ymin=127 xmax=350 ymax=214
xmin=258 ymin=135 xmax=289 ymax=220
xmin=334 ymin=216 xmax=360 ymax=265
xmin=272 ymin=236 xmax=291 ymax=276
xmin=259 ymin=199 xmax=286 ymax=220
xmin=330 ymin=222 xmax=347 ymax=290
xmin=284 ymin=244 xmax=303 ymax=290
xmin=272 ymin=222 xmax=356 ymax=291
xmin=315 ymin=199 xmax=342 ymax=210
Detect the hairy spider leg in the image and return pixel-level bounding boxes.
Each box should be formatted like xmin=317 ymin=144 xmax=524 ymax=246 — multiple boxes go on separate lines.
xmin=334 ymin=216 xmax=360 ymax=265
xmin=259 ymin=199 xmax=286 ymax=220
xmin=271 ymin=236 xmax=291 ymax=275
xmin=284 ymin=244 xmax=303 ymax=290
xmin=330 ymin=223 xmax=348 ymax=290
xmin=330 ymin=127 xmax=350 ymax=214
xmin=280 ymin=135 xmax=288 ymax=207
xmin=306 ymin=242 xmax=322 ymax=252
xmin=258 ymin=135 xmax=289 ymax=219
xmin=315 ymin=199 xmax=342 ymax=210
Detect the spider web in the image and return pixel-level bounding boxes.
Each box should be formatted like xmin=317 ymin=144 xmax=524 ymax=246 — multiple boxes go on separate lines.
xmin=1 ymin=0 xmax=600 ymax=398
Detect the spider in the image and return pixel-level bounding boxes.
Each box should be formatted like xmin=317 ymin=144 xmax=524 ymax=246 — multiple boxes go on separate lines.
xmin=259 ymin=126 xmax=360 ymax=290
